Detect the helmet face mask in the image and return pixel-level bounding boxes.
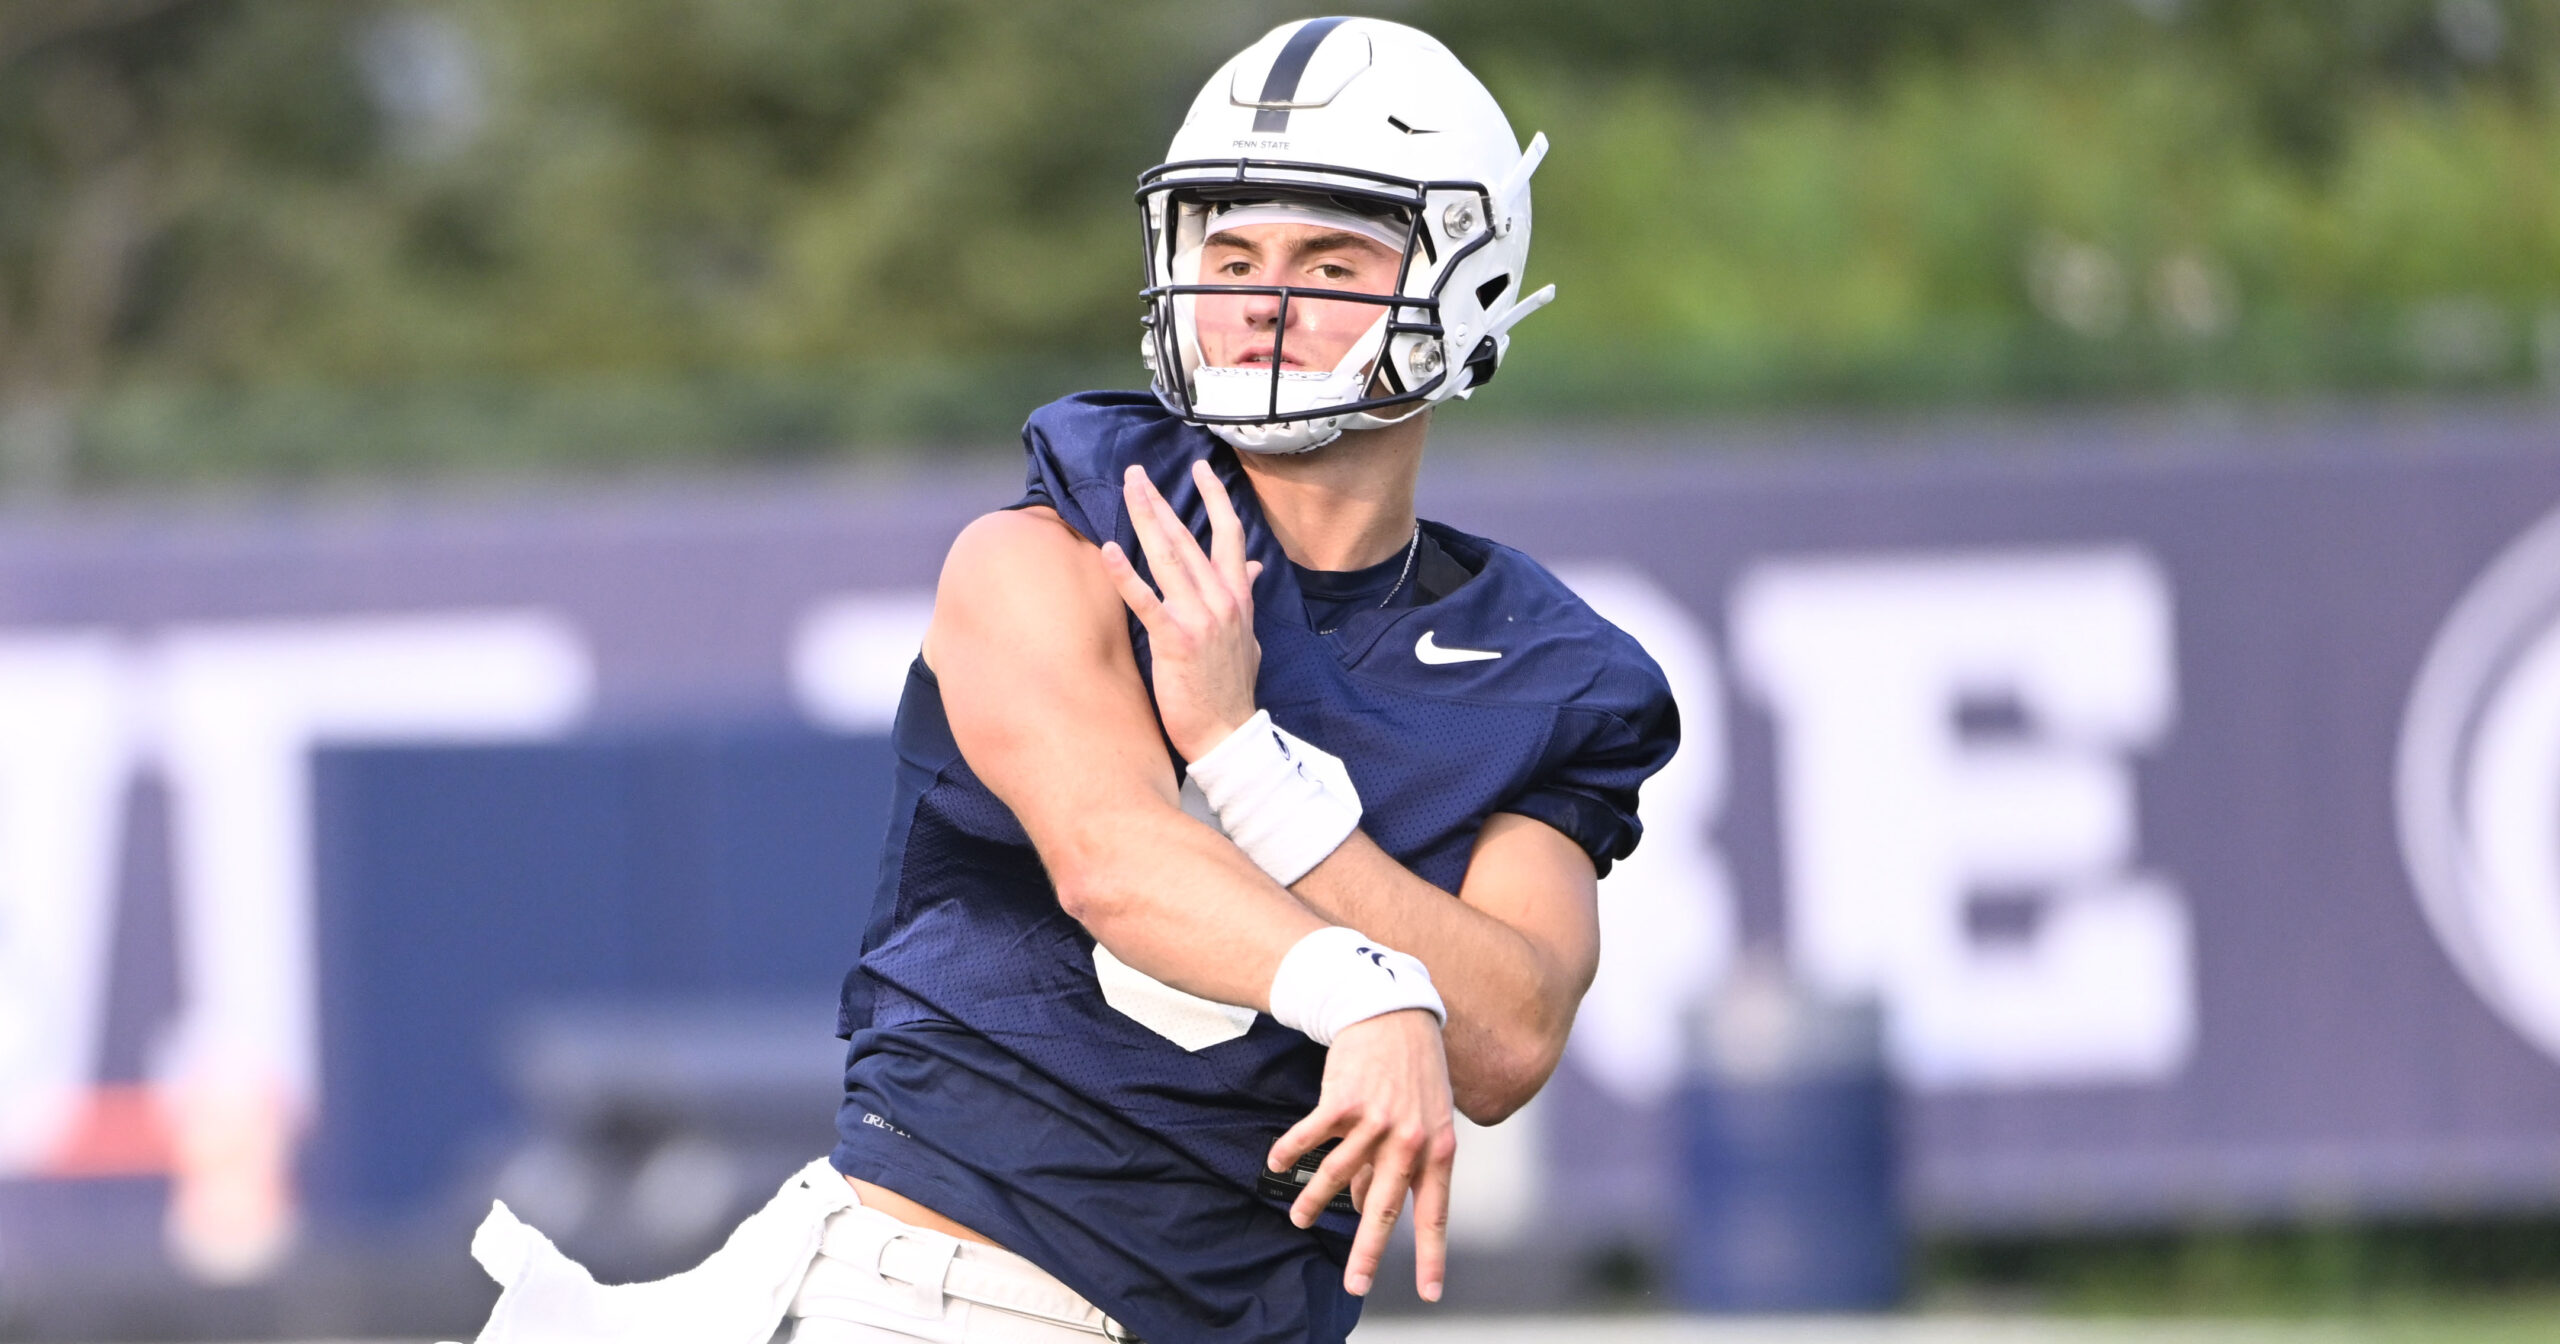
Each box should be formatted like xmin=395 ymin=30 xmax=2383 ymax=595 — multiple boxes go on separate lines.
xmin=1142 ymin=184 xmax=1453 ymax=449
xmin=1137 ymin=18 xmax=1555 ymax=455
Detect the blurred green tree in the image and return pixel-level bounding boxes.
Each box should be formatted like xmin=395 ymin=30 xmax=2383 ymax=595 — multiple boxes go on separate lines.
xmin=1 ymin=0 xmax=2556 ymax=483
xmin=1 ymin=1 xmax=228 ymax=489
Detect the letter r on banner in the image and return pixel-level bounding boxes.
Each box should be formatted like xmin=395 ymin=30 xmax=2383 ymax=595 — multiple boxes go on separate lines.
xmin=1734 ymin=548 xmax=2192 ymax=1090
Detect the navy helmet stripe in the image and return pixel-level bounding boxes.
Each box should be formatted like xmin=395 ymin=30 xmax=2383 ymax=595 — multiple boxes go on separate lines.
xmin=1251 ymin=16 xmax=1353 ymax=133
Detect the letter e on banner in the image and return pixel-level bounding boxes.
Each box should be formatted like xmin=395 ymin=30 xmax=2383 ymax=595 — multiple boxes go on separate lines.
xmin=1550 ymin=563 xmax=1737 ymax=1107
xmin=1734 ymin=548 xmax=2192 ymax=1091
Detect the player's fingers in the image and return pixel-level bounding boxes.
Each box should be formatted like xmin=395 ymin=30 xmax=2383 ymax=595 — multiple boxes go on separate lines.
xmin=1348 ymin=1164 xmax=1374 ymax=1214
xmin=1268 ymin=1102 xmax=1353 ymax=1177
xmin=1121 ymin=467 xmax=1205 ymax=615
xmin=1097 ymin=541 xmax=1168 ymax=631
xmin=1411 ymin=1135 xmax=1454 ymax=1302
xmin=1139 ymin=467 xmax=1230 ymax=618
xmin=1128 ymin=469 xmax=1232 ymax=625
xmin=1291 ymin=1119 xmax=1381 ymax=1228
xmin=1339 ymin=1144 xmax=1414 ymax=1297
xmin=1193 ymin=459 xmax=1251 ymax=600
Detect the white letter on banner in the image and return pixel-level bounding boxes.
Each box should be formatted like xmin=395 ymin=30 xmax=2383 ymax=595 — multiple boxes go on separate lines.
xmin=153 ymin=613 xmax=593 ymax=1115
xmin=150 ymin=613 xmax=591 ymax=1280
xmin=1550 ymin=563 xmax=1737 ymax=1107
xmin=2397 ymin=499 xmax=2560 ymax=1071
xmin=1733 ymin=549 xmax=2191 ymax=1090
xmin=0 ymin=636 xmax=137 ymax=1174
xmin=2460 ymin=624 xmax=2560 ymax=1051
xmin=791 ymin=593 xmax=937 ymax=734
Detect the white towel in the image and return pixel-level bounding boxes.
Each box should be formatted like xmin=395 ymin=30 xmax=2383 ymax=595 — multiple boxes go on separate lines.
xmin=448 ymin=1156 xmax=858 ymax=1344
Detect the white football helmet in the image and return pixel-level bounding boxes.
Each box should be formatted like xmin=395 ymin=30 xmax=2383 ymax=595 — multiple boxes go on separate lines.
xmin=1138 ymin=17 xmax=1555 ymax=454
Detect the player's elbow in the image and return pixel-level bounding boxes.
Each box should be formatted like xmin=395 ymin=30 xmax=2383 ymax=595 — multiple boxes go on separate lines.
xmin=1047 ymin=855 xmax=1118 ymax=929
xmin=1454 ymin=975 xmax=1582 ymax=1123
xmin=1052 ymin=876 xmax=1141 ymax=934
xmin=1039 ymin=793 xmax=1207 ymax=933
xmin=1454 ymin=1027 xmax=1568 ymax=1126
xmin=1042 ymin=825 xmax=1146 ymax=932
xmin=1454 ymin=1049 xmax=1553 ymax=1126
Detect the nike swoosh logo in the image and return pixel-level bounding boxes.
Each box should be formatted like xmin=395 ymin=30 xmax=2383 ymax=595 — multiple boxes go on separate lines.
xmin=1415 ymin=631 xmax=1501 ymax=665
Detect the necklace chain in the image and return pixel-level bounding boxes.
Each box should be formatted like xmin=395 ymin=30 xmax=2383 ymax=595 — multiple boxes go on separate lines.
xmin=1376 ymin=522 xmax=1422 ymax=610
xmin=1315 ymin=522 xmax=1421 ymax=636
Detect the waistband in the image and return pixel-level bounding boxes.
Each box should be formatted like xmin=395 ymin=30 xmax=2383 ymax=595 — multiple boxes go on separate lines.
xmin=792 ymin=1199 xmax=1142 ymax=1342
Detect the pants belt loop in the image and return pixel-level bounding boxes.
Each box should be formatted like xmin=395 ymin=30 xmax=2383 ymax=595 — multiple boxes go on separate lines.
xmin=874 ymin=1227 xmax=957 ymax=1321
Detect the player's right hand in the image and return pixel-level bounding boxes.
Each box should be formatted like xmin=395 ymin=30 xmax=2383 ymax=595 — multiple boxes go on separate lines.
xmin=1268 ymin=1007 xmax=1458 ymax=1302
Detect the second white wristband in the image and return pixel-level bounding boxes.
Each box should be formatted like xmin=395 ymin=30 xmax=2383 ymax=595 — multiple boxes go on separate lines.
xmin=1268 ymin=926 xmax=1446 ymax=1046
xmin=1182 ymin=709 xmax=1362 ymax=886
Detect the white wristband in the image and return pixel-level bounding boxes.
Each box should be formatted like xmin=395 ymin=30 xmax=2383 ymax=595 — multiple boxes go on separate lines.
xmin=1183 ymin=709 xmax=1362 ymax=886
xmin=1268 ymin=926 xmax=1446 ymax=1046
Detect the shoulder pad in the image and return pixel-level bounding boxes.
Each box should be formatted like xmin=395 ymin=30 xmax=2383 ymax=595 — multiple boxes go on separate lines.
xmin=1473 ymin=538 xmax=1676 ymax=724
xmin=1019 ymin=391 xmax=1204 ymax=544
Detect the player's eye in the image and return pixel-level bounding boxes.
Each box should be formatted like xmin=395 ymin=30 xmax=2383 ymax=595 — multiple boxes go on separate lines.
xmin=1314 ymin=263 xmax=1354 ymax=281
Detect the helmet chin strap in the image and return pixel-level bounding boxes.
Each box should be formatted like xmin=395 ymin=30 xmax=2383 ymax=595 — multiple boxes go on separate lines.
xmin=1207 ymin=416 xmax=1339 ymax=456
xmin=1192 ymin=307 xmax=1394 ymax=455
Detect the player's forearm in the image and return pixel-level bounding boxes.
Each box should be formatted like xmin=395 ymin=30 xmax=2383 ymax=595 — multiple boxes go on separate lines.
xmin=1042 ymin=797 xmax=1326 ymax=1013
xmin=1290 ymin=834 xmax=1578 ymax=1122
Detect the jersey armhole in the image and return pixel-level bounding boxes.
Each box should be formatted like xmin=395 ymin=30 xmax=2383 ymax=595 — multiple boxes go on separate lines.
xmin=1497 ymin=789 xmax=1630 ymax=878
xmin=1005 ymin=494 xmax=1094 ymax=545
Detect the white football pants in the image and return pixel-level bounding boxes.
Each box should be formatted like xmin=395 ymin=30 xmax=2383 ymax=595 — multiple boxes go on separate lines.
xmin=788 ymin=1196 xmax=1133 ymax=1342
xmin=453 ymin=1157 xmax=1134 ymax=1344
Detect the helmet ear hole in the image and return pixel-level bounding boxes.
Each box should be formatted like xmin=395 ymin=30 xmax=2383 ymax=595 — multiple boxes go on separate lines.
xmin=1474 ymin=274 xmax=1511 ymax=308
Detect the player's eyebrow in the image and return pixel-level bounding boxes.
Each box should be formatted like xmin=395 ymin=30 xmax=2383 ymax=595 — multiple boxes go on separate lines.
xmin=1292 ymin=230 xmax=1391 ymax=258
xmin=1203 ymin=229 xmax=1267 ymax=257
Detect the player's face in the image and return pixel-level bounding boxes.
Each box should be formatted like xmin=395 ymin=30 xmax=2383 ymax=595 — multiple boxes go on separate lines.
xmin=1194 ymin=223 xmax=1401 ymax=375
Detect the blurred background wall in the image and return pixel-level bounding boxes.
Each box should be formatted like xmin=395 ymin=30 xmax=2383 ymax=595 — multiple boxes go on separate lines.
xmin=5 ymin=1 xmax=2560 ymax=1340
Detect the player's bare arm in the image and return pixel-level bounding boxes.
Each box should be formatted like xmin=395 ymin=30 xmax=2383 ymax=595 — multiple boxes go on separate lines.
xmin=927 ymin=496 xmax=1458 ymax=1301
xmin=925 ymin=503 xmax=1316 ymax=1009
xmin=1297 ymin=818 xmax=1600 ymax=1124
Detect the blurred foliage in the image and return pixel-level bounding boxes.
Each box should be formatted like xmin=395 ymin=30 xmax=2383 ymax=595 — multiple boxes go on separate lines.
xmin=1927 ymin=1217 xmax=2560 ymax=1318
xmin=1492 ymin=37 xmax=2560 ymax=412
xmin=1 ymin=0 xmax=2558 ymax=486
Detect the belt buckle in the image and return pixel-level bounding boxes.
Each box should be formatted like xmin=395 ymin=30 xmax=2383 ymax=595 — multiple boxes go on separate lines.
xmin=1102 ymin=1319 xmax=1144 ymax=1343
xmin=1254 ymin=1136 xmax=1357 ymax=1216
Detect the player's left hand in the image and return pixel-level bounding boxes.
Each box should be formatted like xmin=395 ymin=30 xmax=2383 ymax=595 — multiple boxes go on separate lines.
xmin=1100 ymin=459 xmax=1264 ymax=761
xmin=1269 ymin=1007 xmax=1458 ymax=1302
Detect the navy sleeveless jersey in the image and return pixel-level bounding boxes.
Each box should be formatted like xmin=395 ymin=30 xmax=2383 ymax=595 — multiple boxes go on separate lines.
xmin=832 ymin=391 xmax=1678 ymax=1343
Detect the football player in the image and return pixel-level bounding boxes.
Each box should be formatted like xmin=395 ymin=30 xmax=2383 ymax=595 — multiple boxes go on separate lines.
xmin=454 ymin=17 xmax=1676 ymax=1344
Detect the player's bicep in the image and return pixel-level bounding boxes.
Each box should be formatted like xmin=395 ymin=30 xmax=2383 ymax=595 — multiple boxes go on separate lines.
xmin=1457 ymin=811 xmax=1603 ymax=999
xmin=924 ymin=508 xmax=1177 ymax=834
